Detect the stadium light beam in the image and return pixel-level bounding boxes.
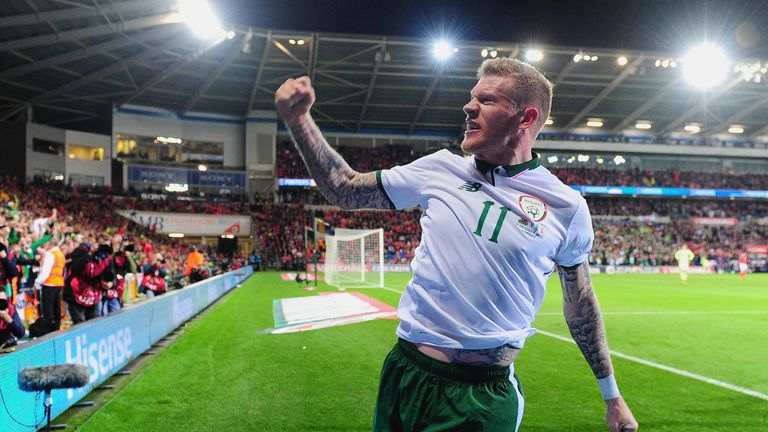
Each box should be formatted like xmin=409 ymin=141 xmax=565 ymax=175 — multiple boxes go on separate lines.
xmin=682 ymin=44 xmax=729 ymax=89
xmin=433 ymin=41 xmax=455 ymax=61
xmin=179 ymin=0 xmax=224 ymax=39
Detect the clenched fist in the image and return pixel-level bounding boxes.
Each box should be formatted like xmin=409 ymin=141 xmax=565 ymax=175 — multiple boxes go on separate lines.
xmin=275 ymin=76 xmax=316 ymax=125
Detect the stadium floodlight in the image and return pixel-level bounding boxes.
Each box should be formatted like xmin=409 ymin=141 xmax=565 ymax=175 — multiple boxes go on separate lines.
xmin=617 ymin=56 xmax=628 ymax=66
xmin=547 ymin=155 xmax=558 ymax=163
xmin=586 ymin=119 xmax=604 ymax=128
xmin=490 ymin=50 xmax=498 ymax=58
xmin=168 ymin=233 xmax=185 ymax=238
xmin=481 ymin=48 xmax=488 ymax=58
xmin=684 ymin=123 xmax=701 ymax=133
xmin=635 ymin=121 xmax=652 ymax=130
xmin=179 ymin=0 xmax=224 ymax=39
xmin=198 ymin=164 xmax=208 ymax=171
xmin=573 ymin=53 xmax=583 ymax=63
xmin=728 ymin=125 xmax=745 ymax=134
xmin=545 ymin=117 xmax=554 ymax=126
xmin=577 ymin=154 xmax=590 ymax=162
xmin=613 ymin=155 xmax=626 ymax=165
xmin=596 ymin=157 xmax=604 ymax=164
xmin=525 ymin=49 xmax=543 ymax=62
xmin=433 ymin=40 xmax=456 ymax=61
xmin=682 ymin=43 xmax=729 ymax=89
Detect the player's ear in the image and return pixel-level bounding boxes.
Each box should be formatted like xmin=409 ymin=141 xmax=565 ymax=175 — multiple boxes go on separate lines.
xmin=518 ymin=107 xmax=539 ymax=131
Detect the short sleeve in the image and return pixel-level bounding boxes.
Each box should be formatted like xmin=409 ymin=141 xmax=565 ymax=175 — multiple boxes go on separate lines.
xmin=379 ymin=151 xmax=444 ymax=210
xmin=553 ymin=198 xmax=594 ymax=267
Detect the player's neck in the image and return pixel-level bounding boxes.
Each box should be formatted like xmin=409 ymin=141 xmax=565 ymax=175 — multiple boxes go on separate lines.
xmin=476 ymin=145 xmax=534 ymax=168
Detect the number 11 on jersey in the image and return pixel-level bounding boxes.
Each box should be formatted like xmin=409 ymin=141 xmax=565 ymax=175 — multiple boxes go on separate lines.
xmin=473 ymin=200 xmax=510 ymax=244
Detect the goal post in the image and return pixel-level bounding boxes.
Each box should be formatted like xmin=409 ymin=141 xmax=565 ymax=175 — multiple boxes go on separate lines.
xmin=324 ymin=228 xmax=385 ymax=289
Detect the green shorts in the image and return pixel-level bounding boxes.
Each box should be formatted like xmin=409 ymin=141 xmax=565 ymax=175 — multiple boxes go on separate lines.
xmin=373 ymin=339 xmax=524 ymax=432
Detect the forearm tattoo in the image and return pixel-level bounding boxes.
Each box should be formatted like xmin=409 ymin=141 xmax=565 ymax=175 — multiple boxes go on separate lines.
xmin=287 ymin=116 xmax=391 ymax=210
xmin=557 ymin=262 xmax=613 ymax=379
xmin=450 ymin=345 xmax=520 ymax=367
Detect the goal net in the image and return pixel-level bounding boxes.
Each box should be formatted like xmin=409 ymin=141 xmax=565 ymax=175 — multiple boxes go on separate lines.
xmin=324 ymin=228 xmax=384 ymax=289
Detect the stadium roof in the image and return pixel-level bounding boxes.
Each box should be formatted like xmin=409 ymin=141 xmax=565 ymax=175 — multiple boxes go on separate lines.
xmin=1 ymin=0 xmax=768 ymax=139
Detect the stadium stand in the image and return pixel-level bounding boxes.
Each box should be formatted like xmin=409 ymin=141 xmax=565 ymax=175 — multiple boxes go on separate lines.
xmin=255 ymin=192 xmax=768 ymax=272
xmin=277 ymin=140 xmax=768 ymax=190
xmin=0 ymin=175 xmax=249 ymax=333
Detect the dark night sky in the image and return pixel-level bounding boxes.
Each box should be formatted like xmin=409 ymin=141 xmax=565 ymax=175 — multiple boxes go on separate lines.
xmin=215 ymin=0 xmax=768 ymax=57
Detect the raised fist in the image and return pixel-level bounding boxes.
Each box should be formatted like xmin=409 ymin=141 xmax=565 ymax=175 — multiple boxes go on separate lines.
xmin=274 ymin=76 xmax=316 ymax=125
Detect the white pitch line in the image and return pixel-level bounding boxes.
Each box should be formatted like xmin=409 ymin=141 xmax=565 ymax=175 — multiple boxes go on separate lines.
xmin=538 ymin=310 xmax=768 ymax=316
xmin=537 ymin=330 xmax=768 ymax=401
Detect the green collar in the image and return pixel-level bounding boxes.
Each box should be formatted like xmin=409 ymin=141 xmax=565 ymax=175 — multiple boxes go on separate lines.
xmin=474 ymin=151 xmax=540 ymax=177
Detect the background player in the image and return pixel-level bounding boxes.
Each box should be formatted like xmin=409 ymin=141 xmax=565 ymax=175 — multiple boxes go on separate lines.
xmin=674 ymin=244 xmax=695 ymax=284
xmin=738 ymin=251 xmax=749 ymax=281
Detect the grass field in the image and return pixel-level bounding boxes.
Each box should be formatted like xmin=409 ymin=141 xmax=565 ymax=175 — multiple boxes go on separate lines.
xmin=74 ymin=272 xmax=768 ymax=431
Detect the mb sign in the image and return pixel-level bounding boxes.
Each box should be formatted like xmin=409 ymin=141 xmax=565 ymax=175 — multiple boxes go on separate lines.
xmin=117 ymin=210 xmax=251 ymax=236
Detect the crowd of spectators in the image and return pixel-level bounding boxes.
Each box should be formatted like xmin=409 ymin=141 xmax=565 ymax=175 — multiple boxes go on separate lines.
xmin=0 ymin=175 xmax=249 ymax=350
xmin=276 ymin=140 xmax=768 ymax=190
xmin=586 ymin=197 xmax=768 ymax=220
xmin=276 ymin=140 xmax=429 ymax=179
xmin=591 ymin=219 xmax=767 ymax=268
xmin=252 ymin=197 xmax=767 ymax=273
xmin=550 ymin=167 xmax=768 ymax=190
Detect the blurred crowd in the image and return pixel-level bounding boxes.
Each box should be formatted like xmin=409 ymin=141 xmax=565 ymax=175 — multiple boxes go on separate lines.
xmin=276 ymin=140 xmax=428 ymax=179
xmin=252 ymin=197 xmax=767 ymax=273
xmin=277 ymin=140 xmax=768 ymax=190
xmin=550 ymin=167 xmax=768 ymax=190
xmin=0 ymin=175 xmax=248 ymax=350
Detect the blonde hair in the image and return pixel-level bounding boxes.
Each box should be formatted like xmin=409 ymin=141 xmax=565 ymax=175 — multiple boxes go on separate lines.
xmin=477 ymin=57 xmax=553 ymax=134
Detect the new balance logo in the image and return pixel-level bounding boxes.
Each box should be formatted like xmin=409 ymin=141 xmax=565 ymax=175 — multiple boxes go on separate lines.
xmin=459 ymin=181 xmax=483 ymax=192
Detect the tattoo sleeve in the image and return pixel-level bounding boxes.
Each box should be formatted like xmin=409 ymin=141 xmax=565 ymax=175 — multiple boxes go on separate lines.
xmin=286 ymin=115 xmax=391 ymax=210
xmin=557 ymin=261 xmax=614 ymax=379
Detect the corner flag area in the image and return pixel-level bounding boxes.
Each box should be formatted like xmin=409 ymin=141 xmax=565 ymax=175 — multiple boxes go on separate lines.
xmin=67 ymin=272 xmax=768 ymax=431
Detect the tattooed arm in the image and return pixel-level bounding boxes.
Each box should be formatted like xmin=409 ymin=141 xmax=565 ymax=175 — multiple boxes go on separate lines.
xmin=557 ymin=261 xmax=639 ymax=432
xmin=275 ymin=76 xmax=391 ymax=210
xmin=556 ymin=261 xmax=612 ymax=379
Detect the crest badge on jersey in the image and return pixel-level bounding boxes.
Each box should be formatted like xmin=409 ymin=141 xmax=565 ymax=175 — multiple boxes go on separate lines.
xmin=518 ymin=195 xmax=548 ymax=222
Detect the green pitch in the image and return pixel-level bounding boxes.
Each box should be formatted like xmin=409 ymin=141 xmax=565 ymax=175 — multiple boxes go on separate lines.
xmin=74 ymin=272 xmax=768 ymax=431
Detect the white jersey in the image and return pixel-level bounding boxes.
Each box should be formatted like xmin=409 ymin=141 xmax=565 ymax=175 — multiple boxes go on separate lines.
xmin=378 ymin=150 xmax=593 ymax=350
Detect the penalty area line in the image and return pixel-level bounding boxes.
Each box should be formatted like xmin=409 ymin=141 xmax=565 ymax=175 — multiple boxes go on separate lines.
xmin=345 ymin=285 xmax=404 ymax=294
xmin=537 ymin=330 xmax=768 ymax=401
